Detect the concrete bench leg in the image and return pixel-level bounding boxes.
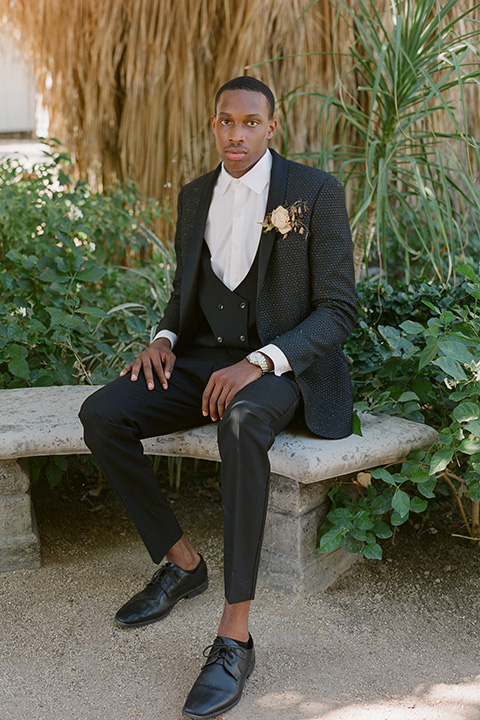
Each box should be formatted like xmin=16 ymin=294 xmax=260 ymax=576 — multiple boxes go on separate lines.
xmin=258 ymin=473 xmax=359 ymax=595
xmin=0 ymin=459 xmax=41 ymax=571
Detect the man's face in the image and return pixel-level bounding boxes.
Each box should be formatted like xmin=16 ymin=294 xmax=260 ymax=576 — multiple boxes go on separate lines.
xmin=211 ymin=89 xmax=277 ymax=178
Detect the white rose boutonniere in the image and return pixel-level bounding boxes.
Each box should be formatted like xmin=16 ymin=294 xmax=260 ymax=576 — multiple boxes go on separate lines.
xmin=260 ymin=200 xmax=308 ymax=239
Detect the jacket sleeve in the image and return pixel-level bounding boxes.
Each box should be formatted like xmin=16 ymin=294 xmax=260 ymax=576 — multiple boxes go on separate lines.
xmin=155 ymin=188 xmax=185 ymax=336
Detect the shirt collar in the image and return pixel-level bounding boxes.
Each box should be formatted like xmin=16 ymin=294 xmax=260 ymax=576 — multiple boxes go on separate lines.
xmin=217 ymin=149 xmax=272 ymax=197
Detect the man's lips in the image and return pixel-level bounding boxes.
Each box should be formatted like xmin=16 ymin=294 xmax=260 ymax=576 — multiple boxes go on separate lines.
xmin=224 ymin=147 xmax=247 ymax=158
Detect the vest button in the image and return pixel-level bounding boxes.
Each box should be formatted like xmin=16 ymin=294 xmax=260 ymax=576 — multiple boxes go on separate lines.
xmin=239 ymin=302 xmax=247 ymax=309
xmin=217 ymin=304 xmax=224 ymax=310
xmin=217 ymin=336 xmax=223 ymax=343
xmin=239 ymin=335 xmax=246 ymax=342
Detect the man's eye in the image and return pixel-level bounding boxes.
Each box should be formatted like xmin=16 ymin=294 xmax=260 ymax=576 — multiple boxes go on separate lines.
xmin=221 ymin=119 xmax=231 ymax=125
xmin=247 ymin=121 xmax=258 ymax=126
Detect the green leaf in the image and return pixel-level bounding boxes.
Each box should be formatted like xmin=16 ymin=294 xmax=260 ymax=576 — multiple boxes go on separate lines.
xmin=417 ymin=476 xmax=437 ymax=499
xmin=456 ymin=264 xmax=476 ymax=281
xmin=452 ymin=402 xmax=480 ymax=424
xmin=370 ymin=467 xmax=397 ymax=485
xmin=400 ymin=320 xmax=425 ymax=335
xmin=127 ymin=315 xmax=147 ymax=334
xmin=46 ymin=307 xmax=73 ymax=325
xmin=327 ymin=508 xmax=353 ymax=527
xmin=350 ymin=526 xmax=368 ymax=541
xmin=369 ymin=488 xmax=395 ymax=514
xmin=390 ymin=510 xmax=409 ymax=526
xmin=458 ymin=438 xmax=480 ymax=456
xmin=371 ymin=521 xmax=393 ymax=539
xmin=430 ymin=448 xmax=454 ymax=474
xmin=467 ymin=481 xmax=480 ymax=502
xmin=363 ymin=542 xmax=383 ymax=560
xmin=353 ymin=510 xmax=374 ymax=530
xmin=76 ymin=266 xmax=106 ymax=283
xmin=319 ymin=528 xmax=344 ymax=554
xmin=58 ymin=169 xmax=71 ymax=186
xmin=410 ymin=496 xmax=428 ymax=513
xmin=45 ymin=463 xmax=63 ymax=488
xmin=341 ymin=534 xmax=364 ymax=554
xmin=398 ymin=391 xmax=420 ymax=402
xmin=419 ymin=343 xmax=438 ymax=370
xmin=410 ymin=466 xmax=432 ymax=484
xmin=392 ymin=489 xmax=410 ymax=516
xmin=8 ymin=354 xmax=30 ymax=379
xmin=438 ymin=339 xmax=473 ymax=365
xmin=432 ymin=357 xmax=468 ymax=381
xmin=464 ymin=420 xmax=480 ymax=437
xmin=352 ymin=411 xmax=363 ymax=436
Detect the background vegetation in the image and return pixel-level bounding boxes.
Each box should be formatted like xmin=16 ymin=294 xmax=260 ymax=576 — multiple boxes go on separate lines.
xmin=1 ymin=0 xmax=479 ymax=248
xmin=1 ymin=0 xmax=480 ymax=551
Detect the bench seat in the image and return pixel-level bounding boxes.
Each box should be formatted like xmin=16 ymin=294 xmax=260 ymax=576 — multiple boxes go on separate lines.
xmin=0 ymin=386 xmax=438 ymax=593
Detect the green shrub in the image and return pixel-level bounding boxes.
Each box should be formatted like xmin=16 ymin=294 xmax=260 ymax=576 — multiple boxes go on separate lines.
xmin=320 ymin=265 xmax=480 ymax=557
xmin=0 ymin=145 xmax=174 ymax=389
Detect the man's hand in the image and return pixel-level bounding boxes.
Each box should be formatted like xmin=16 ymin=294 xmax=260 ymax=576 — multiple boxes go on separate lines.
xmin=202 ymin=356 xmax=271 ymax=422
xmin=120 ymin=337 xmax=176 ymax=391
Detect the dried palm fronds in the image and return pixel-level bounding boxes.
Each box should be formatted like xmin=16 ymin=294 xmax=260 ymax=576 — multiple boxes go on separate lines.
xmin=1 ymin=0 xmax=478 ymax=245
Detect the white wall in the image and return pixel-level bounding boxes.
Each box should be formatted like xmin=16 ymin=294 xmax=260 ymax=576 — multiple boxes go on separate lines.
xmin=0 ymin=30 xmax=35 ymax=134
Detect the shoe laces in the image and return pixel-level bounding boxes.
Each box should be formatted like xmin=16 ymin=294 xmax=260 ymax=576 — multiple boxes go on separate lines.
xmin=148 ymin=563 xmax=180 ymax=590
xmin=202 ymin=640 xmax=244 ymax=668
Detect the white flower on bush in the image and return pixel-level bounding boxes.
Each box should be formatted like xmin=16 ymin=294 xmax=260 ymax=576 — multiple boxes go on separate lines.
xmin=67 ymin=204 xmax=84 ymax=221
xmin=473 ymin=361 xmax=480 ymax=382
xmin=88 ymin=241 xmax=96 ymax=252
xmin=11 ymin=307 xmax=27 ymax=317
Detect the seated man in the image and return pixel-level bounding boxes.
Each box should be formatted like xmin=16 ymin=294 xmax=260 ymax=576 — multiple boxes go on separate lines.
xmin=79 ymin=75 xmax=356 ymax=719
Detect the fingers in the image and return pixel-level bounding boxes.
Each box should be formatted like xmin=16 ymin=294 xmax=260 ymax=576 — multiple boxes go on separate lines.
xmin=162 ymin=352 xmax=176 ymax=382
xmin=118 ymin=347 xmax=176 ymax=391
xmin=119 ymin=362 xmax=133 ymax=377
xmin=202 ymin=363 xmax=257 ymax=421
xmin=202 ymin=380 xmax=229 ymax=422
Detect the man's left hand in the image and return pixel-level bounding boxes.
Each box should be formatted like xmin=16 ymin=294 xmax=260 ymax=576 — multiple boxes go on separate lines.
xmin=202 ymin=358 xmax=265 ymax=422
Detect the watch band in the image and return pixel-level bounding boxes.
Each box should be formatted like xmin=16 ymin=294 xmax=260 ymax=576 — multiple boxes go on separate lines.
xmin=246 ymin=351 xmax=270 ymax=374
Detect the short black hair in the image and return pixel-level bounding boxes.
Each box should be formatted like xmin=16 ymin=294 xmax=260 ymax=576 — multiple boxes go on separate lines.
xmin=214 ymin=77 xmax=275 ymax=119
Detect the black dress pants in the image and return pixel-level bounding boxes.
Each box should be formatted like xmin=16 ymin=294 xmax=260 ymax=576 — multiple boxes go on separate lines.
xmin=79 ymin=354 xmax=301 ymax=603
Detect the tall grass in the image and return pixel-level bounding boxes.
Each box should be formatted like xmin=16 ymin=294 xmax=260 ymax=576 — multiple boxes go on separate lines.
xmin=282 ymin=0 xmax=480 ymax=282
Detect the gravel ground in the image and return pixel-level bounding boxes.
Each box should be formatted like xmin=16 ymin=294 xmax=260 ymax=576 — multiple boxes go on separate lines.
xmin=1 ymin=474 xmax=479 ymax=720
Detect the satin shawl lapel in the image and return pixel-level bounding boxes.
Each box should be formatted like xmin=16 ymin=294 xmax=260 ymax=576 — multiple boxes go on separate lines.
xmin=257 ymin=150 xmax=289 ymax=299
xmin=179 ymin=165 xmax=220 ymax=331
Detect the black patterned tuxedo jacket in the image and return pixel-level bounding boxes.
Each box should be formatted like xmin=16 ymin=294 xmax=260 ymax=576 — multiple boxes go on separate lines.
xmin=156 ymin=149 xmax=357 ymax=438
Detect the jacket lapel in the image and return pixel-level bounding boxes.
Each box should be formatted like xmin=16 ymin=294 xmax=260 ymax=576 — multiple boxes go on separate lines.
xmin=257 ymin=149 xmax=288 ymax=298
xmin=179 ymin=165 xmax=220 ymax=330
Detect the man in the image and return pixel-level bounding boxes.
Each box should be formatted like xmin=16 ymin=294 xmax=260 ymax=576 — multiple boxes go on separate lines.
xmin=79 ymin=76 xmax=356 ymax=719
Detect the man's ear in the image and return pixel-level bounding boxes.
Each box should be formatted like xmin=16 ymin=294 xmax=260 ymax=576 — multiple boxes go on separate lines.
xmin=267 ymin=118 xmax=278 ymax=139
xmin=210 ymin=115 xmax=216 ymax=132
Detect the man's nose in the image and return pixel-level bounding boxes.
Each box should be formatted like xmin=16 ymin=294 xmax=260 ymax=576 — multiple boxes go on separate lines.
xmin=229 ymin=124 xmax=245 ymax=142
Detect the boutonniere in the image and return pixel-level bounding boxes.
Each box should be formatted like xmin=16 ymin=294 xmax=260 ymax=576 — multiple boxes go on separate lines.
xmin=260 ymin=200 xmax=308 ymax=239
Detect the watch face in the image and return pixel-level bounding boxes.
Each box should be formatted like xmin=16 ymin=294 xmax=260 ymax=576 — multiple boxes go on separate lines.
xmin=248 ymin=352 xmax=268 ymax=373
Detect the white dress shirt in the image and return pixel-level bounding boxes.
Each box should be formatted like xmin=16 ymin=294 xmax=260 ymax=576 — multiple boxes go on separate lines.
xmin=154 ymin=149 xmax=292 ymax=376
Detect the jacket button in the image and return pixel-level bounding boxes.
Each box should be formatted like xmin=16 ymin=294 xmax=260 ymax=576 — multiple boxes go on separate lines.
xmin=239 ymin=335 xmax=246 ymax=342
xmin=218 ymin=304 xmax=224 ymax=310
xmin=217 ymin=336 xmax=223 ymax=343
xmin=239 ymin=302 xmax=246 ymax=309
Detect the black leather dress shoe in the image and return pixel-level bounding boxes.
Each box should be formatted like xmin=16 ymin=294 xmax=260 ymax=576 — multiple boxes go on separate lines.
xmin=182 ymin=636 xmax=255 ymax=719
xmin=114 ymin=555 xmax=208 ymax=627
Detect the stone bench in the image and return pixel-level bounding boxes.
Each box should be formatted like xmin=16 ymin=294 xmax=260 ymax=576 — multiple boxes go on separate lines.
xmin=0 ymin=386 xmax=438 ymax=594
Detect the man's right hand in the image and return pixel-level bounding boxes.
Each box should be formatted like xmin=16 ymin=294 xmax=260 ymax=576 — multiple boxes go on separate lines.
xmin=119 ymin=337 xmax=176 ymax=391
